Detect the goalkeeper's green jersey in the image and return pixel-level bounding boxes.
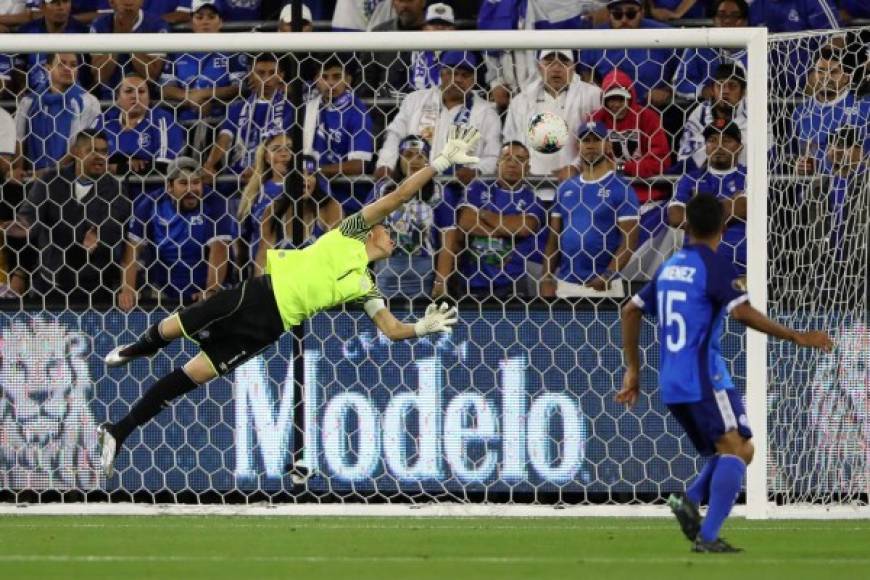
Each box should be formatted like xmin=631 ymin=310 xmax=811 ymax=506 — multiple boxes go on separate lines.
xmin=265 ymin=213 xmax=383 ymax=330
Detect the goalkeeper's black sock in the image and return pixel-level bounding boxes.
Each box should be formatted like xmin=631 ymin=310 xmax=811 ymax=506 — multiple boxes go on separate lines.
xmin=110 ymin=368 xmax=199 ymax=446
xmin=120 ymin=323 xmax=171 ymax=358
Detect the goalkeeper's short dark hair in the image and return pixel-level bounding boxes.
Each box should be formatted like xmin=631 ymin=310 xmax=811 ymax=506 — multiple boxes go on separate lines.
xmin=686 ymin=193 xmax=724 ymax=239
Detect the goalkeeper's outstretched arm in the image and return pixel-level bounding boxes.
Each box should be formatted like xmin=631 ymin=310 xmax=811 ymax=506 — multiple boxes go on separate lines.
xmin=361 ymin=125 xmax=481 ymax=227
xmin=365 ymin=300 xmax=458 ymax=341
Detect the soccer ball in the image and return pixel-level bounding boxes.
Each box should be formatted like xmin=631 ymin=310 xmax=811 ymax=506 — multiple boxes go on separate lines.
xmin=527 ymin=112 xmax=570 ymax=154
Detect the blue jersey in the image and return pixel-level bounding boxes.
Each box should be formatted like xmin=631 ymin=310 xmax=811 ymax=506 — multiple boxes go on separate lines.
xmin=633 ymin=244 xmax=749 ymax=404
xmin=97 ymin=106 xmax=186 ymax=163
xmin=748 ymin=0 xmax=839 ymax=31
xmin=791 ymin=94 xmax=870 ymax=162
xmin=178 ymin=0 xmax=260 ymax=20
xmin=674 ymin=166 xmax=747 ymax=275
xmin=128 ymin=191 xmax=237 ymax=299
xmin=14 ymin=19 xmax=90 ymax=94
xmin=27 ymin=0 xmax=101 ymax=13
xmin=161 ymin=52 xmax=247 ymax=123
xmin=410 ymin=50 xmax=440 ymax=90
xmin=96 ymin=0 xmax=186 ymax=16
xmin=311 ymin=90 xmax=375 ymax=212
xmin=460 ymin=180 xmax=546 ymax=289
xmin=578 ymin=20 xmax=677 ymax=104
xmin=672 ymin=48 xmax=747 ymax=99
xmin=220 ymin=92 xmax=293 ymax=175
xmin=365 ymin=180 xmax=457 ymax=259
xmin=553 ymin=171 xmax=639 ymax=284
xmin=89 ymin=11 xmax=169 ymax=99
xmin=241 ymin=178 xmax=284 ymax=260
xmin=651 ymin=0 xmax=705 ymax=17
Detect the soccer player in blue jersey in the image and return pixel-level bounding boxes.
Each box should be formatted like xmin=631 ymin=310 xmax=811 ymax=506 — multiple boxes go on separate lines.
xmin=671 ymin=120 xmax=746 ymax=275
xmin=618 ymin=193 xmax=834 ymax=552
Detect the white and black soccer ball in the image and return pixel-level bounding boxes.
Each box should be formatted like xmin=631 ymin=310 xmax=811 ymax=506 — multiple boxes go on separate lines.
xmin=527 ymin=112 xmax=569 ymax=154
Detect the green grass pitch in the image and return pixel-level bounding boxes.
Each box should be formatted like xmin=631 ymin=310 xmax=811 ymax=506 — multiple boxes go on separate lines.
xmin=1 ymin=516 xmax=869 ymax=579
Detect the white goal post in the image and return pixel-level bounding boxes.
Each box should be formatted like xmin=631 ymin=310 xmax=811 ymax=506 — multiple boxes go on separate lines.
xmin=2 ymin=26 xmax=861 ymax=519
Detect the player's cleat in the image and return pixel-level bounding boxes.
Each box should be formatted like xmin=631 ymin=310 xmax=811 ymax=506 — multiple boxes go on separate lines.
xmin=105 ymin=344 xmax=136 ymax=368
xmin=97 ymin=423 xmax=118 ymax=478
xmin=692 ymin=536 xmax=743 ymax=553
xmin=668 ymin=493 xmax=702 ymax=541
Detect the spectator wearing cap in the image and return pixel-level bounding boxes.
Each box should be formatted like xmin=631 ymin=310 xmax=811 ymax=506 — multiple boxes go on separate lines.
xmin=367 ymin=135 xmax=458 ymax=298
xmin=670 ymin=120 xmax=747 ymax=274
xmin=18 ymin=130 xmax=130 ymax=304
xmin=376 ymin=50 xmax=501 ymax=186
xmin=648 ymin=0 xmax=705 ymax=22
xmin=504 ymin=49 xmax=602 ymax=180
xmin=542 ymin=121 xmax=638 ymax=298
xmin=363 ymin=0 xmax=427 ymax=94
xmin=672 ymin=0 xmax=749 ymax=101
xmin=119 ymin=156 xmax=236 ymax=310
xmin=476 ymin=0 xmax=602 ymax=111
xmin=278 ymin=2 xmax=313 ymax=31
xmin=791 ymin=47 xmax=870 ymax=176
xmin=408 ymin=2 xmax=456 ymax=90
xmin=579 ymin=0 xmax=678 ymax=110
xmin=437 ymin=141 xmax=547 ymax=299
xmin=90 ymin=0 xmax=168 ymax=100
xmin=96 ymin=72 xmax=186 ymax=179
xmin=589 ymin=69 xmax=671 ymax=244
xmin=302 ymin=55 xmax=375 ymax=215
xmin=161 ymin=0 xmax=247 ymax=137
xmin=677 ymin=63 xmax=748 ymax=174
xmin=9 ymin=0 xmax=89 ymax=96
xmin=819 ymin=124 xmax=869 ymax=297
xmin=203 ymin=52 xmax=292 ymax=190
xmin=14 ymin=52 xmax=102 ymax=173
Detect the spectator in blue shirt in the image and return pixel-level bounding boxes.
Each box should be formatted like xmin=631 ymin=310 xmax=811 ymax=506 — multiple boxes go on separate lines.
xmin=119 ymin=156 xmax=236 ymax=310
xmin=579 ymin=0 xmax=677 ymax=109
xmin=97 ymin=73 xmax=186 ymax=177
xmin=437 ymin=141 xmax=547 ymax=299
xmin=671 ymin=120 xmax=747 ymax=275
xmin=90 ymin=0 xmax=169 ymax=99
xmin=542 ymin=121 xmax=639 ymax=299
xmin=791 ymin=47 xmax=870 ymax=176
xmin=649 ymin=0 xmax=705 ymax=22
xmin=203 ymin=52 xmax=291 ymax=189
xmin=27 ymin=0 xmax=102 ymax=24
xmin=303 ymin=55 xmax=375 ymax=215
xmin=13 ymin=0 xmax=89 ymax=95
xmin=368 ymin=135 xmax=457 ymax=299
xmin=748 ymin=0 xmax=839 ymax=30
xmin=161 ymin=0 xmax=246 ymax=128
xmin=672 ymin=0 xmax=749 ymax=101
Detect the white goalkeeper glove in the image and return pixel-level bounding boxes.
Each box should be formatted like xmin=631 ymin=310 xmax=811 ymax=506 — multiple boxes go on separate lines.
xmin=414 ymin=302 xmax=458 ymax=337
xmin=430 ymin=124 xmax=482 ymax=173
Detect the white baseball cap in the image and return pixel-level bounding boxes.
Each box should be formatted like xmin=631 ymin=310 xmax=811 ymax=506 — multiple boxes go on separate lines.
xmin=280 ymin=3 xmax=312 ymax=24
xmin=538 ymin=49 xmax=575 ymax=62
xmin=425 ymin=2 xmax=455 ymax=25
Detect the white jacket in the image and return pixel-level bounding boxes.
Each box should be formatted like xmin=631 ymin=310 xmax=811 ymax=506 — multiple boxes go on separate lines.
xmin=376 ymin=87 xmax=502 ymax=175
xmin=503 ymin=76 xmax=602 ymax=176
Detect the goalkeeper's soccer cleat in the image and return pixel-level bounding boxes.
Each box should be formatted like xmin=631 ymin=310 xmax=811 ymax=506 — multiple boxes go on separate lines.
xmin=97 ymin=423 xmax=118 ymax=478
xmin=668 ymin=493 xmax=702 ymax=541
xmin=692 ymin=536 xmax=743 ymax=553
xmin=105 ymin=344 xmax=136 ymax=368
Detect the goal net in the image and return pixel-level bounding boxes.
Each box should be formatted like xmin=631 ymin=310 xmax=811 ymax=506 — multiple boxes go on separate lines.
xmin=0 ymin=26 xmax=860 ymax=517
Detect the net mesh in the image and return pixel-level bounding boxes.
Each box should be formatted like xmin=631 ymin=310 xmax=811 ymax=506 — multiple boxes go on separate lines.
xmin=766 ymin=28 xmax=870 ymax=508
xmin=0 ymin=29 xmax=855 ymax=509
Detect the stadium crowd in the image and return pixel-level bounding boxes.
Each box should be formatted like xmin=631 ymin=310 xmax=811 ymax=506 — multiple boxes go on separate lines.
xmin=0 ymin=0 xmax=867 ymax=306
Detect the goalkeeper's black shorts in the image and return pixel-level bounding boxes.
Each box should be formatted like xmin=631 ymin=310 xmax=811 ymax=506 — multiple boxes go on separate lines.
xmin=177 ymin=275 xmax=285 ymax=376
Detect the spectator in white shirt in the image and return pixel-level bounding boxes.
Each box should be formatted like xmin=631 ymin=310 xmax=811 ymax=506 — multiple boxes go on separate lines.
xmin=375 ymin=50 xmax=501 ymax=185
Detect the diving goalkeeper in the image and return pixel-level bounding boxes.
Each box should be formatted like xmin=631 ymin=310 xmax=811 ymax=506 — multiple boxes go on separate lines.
xmin=97 ymin=125 xmax=482 ymax=478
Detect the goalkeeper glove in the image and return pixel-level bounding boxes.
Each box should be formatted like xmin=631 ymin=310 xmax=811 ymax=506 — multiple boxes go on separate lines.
xmin=414 ymin=302 xmax=458 ymax=337
xmin=431 ymin=124 xmax=482 ymax=173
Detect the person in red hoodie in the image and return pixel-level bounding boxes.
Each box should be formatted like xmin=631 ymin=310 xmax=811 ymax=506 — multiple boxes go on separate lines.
xmin=590 ymin=69 xmax=672 ymax=244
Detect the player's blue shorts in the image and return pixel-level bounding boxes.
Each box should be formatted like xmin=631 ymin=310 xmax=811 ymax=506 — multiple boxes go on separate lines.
xmin=667 ymin=389 xmax=753 ymax=456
